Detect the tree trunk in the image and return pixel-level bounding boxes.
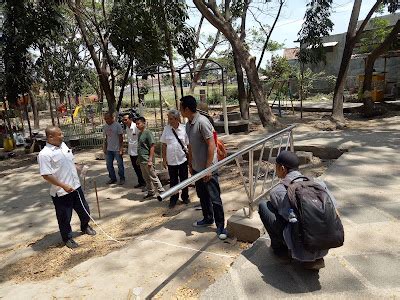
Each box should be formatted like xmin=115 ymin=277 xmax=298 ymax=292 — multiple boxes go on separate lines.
xmin=29 ymin=91 xmax=39 ymax=129
xmin=241 ymin=52 xmax=276 ymax=126
xmin=161 ymin=0 xmax=179 ymax=108
xmin=189 ymin=31 xmax=221 ymax=94
xmin=233 ymin=52 xmax=248 ymax=119
xmin=362 ymin=19 xmax=400 ymax=116
xmin=362 ymin=58 xmax=375 ymax=115
xmin=69 ymin=0 xmax=116 ymax=113
xmin=116 ymin=57 xmax=134 ymax=111
xmin=193 ymin=0 xmax=276 ymax=126
xmin=332 ymin=46 xmax=353 ymax=121
xmin=59 ymin=91 xmax=65 ymax=104
xmin=48 ymin=91 xmax=55 ymax=126
xmin=332 ymin=0 xmax=382 ymax=122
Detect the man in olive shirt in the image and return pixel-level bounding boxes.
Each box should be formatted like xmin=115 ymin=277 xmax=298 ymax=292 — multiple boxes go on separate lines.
xmin=135 ymin=116 xmax=165 ymax=199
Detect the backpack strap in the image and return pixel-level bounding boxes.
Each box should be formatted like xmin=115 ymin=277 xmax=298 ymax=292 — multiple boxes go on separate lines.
xmin=281 ymin=176 xmax=310 ymax=210
xmin=171 ymin=127 xmax=187 ymax=154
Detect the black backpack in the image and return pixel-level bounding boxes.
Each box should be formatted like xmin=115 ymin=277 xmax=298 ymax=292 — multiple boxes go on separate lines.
xmin=283 ymin=176 xmax=344 ymax=252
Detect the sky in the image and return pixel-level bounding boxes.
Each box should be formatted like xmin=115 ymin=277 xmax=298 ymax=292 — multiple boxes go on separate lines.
xmin=185 ymin=0 xmax=383 ymax=66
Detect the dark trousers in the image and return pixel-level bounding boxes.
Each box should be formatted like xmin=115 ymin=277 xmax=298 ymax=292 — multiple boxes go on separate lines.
xmin=130 ymin=155 xmax=145 ymax=185
xmin=168 ymin=161 xmax=189 ymax=204
xmin=193 ymin=170 xmax=225 ymax=229
xmin=258 ymin=201 xmax=287 ymax=251
xmin=51 ymin=187 xmax=90 ymax=242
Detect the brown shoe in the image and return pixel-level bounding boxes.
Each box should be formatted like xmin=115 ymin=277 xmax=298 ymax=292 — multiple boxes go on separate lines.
xmin=302 ymin=258 xmax=325 ymax=270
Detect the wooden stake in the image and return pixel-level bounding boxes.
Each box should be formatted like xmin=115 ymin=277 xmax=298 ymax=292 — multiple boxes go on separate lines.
xmin=94 ymin=179 xmax=101 ymax=219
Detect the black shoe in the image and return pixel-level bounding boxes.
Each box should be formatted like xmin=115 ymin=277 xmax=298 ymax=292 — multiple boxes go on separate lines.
xmin=182 ymin=198 xmax=190 ymax=204
xmin=118 ymin=179 xmax=125 ymax=185
xmin=272 ymin=247 xmax=290 ymax=258
xmin=107 ymin=179 xmax=117 ymax=184
xmin=134 ymin=183 xmax=145 ymax=188
xmin=143 ymin=193 xmax=155 ymax=199
xmin=302 ymin=258 xmax=325 ymax=270
xmin=83 ymin=225 xmax=97 ymax=236
xmin=65 ymin=238 xmax=79 ymax=249
xmin=169 ymin=201 xmax=177 ymax=209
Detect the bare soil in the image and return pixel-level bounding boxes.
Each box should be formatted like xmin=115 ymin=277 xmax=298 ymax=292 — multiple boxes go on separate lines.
xmin=1 ymin=103 xmax=398 ymax=296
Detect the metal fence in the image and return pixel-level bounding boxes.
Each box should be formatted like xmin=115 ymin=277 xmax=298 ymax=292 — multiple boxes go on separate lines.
xmin=60 ymin=123 xmax=104 ymax=149
xmin=158 ymin=125 xmax=295 ymax=218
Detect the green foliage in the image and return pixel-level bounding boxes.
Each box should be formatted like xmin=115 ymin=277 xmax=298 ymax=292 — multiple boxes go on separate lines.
xmin=2 ymin=0 xmax=63 ymax=105
xmin=295 ymin=68 xmax=336 ymax=98
xmin=383 ymin=0 xmax=400 ymax=13
xmin=264 ymin=56 xmax=293 ymax=81
xmin=297 ymin=0 xmax=334 ymax=65
xmin=249 ymin=28 xmax=284 ymax=52
xmin=357 ymin=18 xmax=391 ymax=54
xmin=109 ymin=1 xmax=166 ymax=68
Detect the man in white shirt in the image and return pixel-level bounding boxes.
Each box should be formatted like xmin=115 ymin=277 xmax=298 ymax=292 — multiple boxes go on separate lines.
xmin=160 ymin=109 xmax=190 ymax=208
xmin=122 ymin=113 xmax=145 ymax=188
xmin=38 ymin=126 xmax=96 ymax=249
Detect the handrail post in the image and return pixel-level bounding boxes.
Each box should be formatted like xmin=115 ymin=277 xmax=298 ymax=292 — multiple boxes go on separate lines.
xmin=289 ymin=130 xmax=294 ymax=152
xmin=248 ymin=149 xmax=254 ymax=218
xmin=222 ymin=95 xmax=229 ymax=136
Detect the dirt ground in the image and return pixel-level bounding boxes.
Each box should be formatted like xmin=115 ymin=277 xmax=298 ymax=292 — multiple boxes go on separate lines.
xmin=1 ymin=102 xmax=399 ymax=297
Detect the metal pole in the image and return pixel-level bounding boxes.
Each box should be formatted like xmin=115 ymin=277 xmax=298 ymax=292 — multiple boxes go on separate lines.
xmin=222 ymin=95 xmax=229 ymax=135
xmin=221 ymin=68 xmax=225 ymax=96
xmin=289 ymin=130 xmax=294 ymax=152
xmin=248 ymin=149 xmax=254 ymax=218
xmin=54 ymin=96 xmax=60 ymax=126
xmin=130 ymin=63 xmax=134 ymax=108
xmin=157 ymin=67 xmax=164 ymax=127
xmin=158 ymin=125 xmax=296 ymax=201
xmin=68 ymin=94 xmax=74 ymax=124
xmin=178 ymin=70 xmax=184 ymax=98
xmin=24 ymin=104 xmax=32 ymax=140
xmin=94 ymin=179 xmax=101 ymax=219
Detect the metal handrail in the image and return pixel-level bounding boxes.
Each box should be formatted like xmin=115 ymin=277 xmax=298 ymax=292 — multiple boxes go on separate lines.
xmin=158 ymin=125 xmax=296 ymax=216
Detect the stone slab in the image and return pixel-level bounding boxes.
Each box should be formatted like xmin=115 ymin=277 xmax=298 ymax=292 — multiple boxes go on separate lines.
xmin=226 ymin=210 xmax=265 ymax=242
xmin=345 ymin=253 xmax=400 ymax=288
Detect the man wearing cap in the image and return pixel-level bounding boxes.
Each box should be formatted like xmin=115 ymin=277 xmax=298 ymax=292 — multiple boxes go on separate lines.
xmin=258 ymin=150 xmax=335 ymax=270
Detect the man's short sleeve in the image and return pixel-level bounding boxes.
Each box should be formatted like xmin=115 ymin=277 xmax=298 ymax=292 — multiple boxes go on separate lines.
xmin=116 ymin=123 xmax=123 ymax=135
xmin=148 ymin=130 xmax=155 ymax=145
xmin=38 ymin=153 xmax=53 ymax=176
xmin=160 ymin=127 xmax=167 ymax=144
xmin=199 ymin=118 xmax=214 ymax=141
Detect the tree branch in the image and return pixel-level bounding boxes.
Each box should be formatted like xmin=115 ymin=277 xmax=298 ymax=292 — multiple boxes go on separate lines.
xmin=257 ymin=0 xmax=285 ymax=70
xmin=354 ymin=0 xmax=382 ymax=42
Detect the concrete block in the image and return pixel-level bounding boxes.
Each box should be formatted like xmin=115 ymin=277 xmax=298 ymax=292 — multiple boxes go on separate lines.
xmin=95 ymin=151 xmax=105 ymax=160
xmin=227 ymin=209 xmax=265 ymax=242
xmin=295 ymin=151 xmax=313 ymax=165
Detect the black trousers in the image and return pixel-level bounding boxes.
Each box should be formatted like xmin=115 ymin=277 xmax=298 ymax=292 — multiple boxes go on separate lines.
xmin=167 ymin=161 xmax=189 ymax=204
xmin=130 ymin=155 xmax=145 ymax=186
xmin=258 ymin=201 xmax=288 ymax=251
xmin=51 ymin=187 xmax=90 ymax=242
xmin=193 ymin=170 xmax=225 ymax=229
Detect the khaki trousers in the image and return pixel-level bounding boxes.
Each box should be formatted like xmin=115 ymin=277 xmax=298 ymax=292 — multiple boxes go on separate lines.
xmin=139 ymin=162 xmax=164 ymax=194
